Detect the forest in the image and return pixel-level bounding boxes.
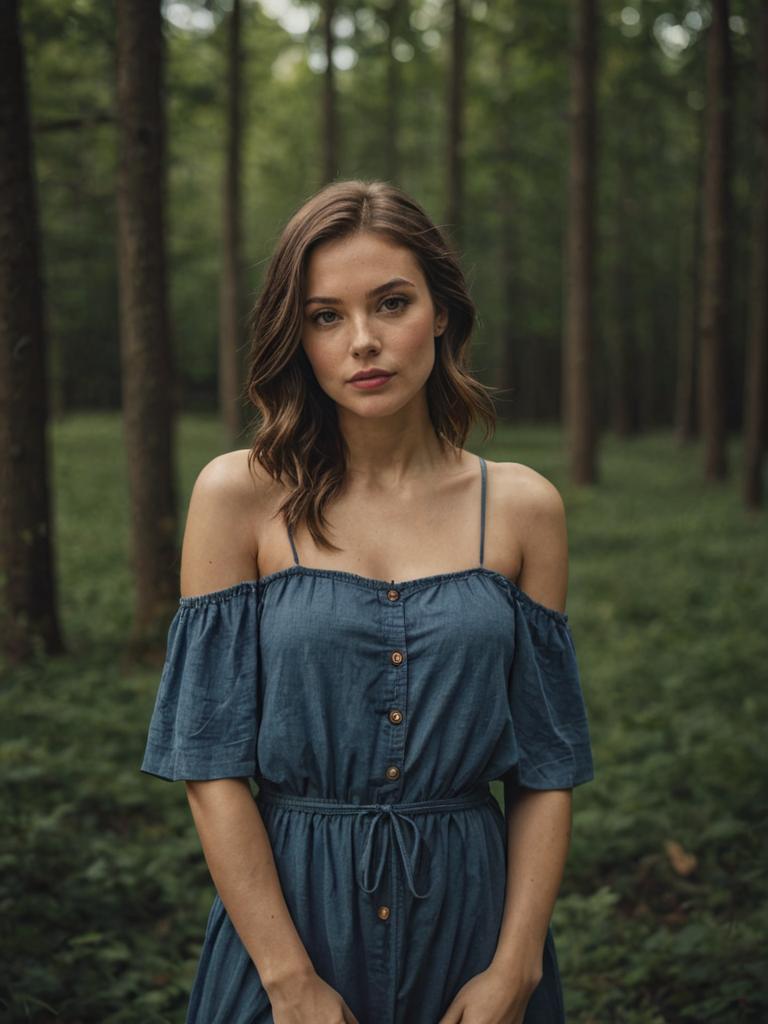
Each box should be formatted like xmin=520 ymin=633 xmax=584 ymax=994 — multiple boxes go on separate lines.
xmin=1 ymin=0 xmax=766 ymax=1021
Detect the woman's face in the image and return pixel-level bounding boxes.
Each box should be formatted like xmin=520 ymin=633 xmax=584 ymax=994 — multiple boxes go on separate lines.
xmin=300 ymin=231 xmax=448 ymax=418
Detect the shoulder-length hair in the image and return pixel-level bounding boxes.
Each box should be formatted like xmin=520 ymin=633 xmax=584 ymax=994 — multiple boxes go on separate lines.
xmin=244 ymin=178 xmax=496 ymax=554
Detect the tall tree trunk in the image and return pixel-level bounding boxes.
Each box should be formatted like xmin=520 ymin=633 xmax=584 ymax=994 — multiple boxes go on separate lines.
xmin=384 ymin=0 xmax=402 ymax=184
xmin=611 ymin=155 xmax=640 ymax=437
xmin=675 ymin=111 xmax=704 ymax=445
xmin=445 ymin=0 xmax=466 ymax=250
xmin=219 ymin=0 xmax=244 ymax=444
xmin=743 ymin=0 xmax=768 ymax=508
xmin=699 ymin=0 xmax=732 ymax=480
xmin=0 ymin=0 xmax=64 ymax=661
xmin=322 ymin=0 xmax=338 ymax=184
xmin=116 ymin=0 xmax=178 ymax=654
xmin=563 ymin=0 xmax=598 ymax=483
xmin=494 ymin=39 xmax=523 ymax=422
xmin=675 ymin=222 xmax=698 ymax=441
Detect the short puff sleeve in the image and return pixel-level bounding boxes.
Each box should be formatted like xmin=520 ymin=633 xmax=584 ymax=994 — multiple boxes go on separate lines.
xmin=503 ymin=586 xmax=595 ymax=798
xmin=140 ymin=583 xmax=261 ymax=782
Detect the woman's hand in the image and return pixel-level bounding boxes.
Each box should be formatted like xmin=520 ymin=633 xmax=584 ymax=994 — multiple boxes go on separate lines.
xmin=268 ymin=968 xmax=360 ymax=1023
xmin=436 ymin=962 xmax=542 ymax=1024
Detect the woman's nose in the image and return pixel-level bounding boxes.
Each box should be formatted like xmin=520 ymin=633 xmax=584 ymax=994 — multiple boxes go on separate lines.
xmin=350 ymin=317 xmax=380 ymax=354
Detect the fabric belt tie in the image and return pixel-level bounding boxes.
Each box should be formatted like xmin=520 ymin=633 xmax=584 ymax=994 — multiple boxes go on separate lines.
xmin=256 ymin=782 xmax=492 ymax=900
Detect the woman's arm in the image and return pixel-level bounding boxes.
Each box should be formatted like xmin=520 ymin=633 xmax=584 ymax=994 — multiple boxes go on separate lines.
xmin=489 ymin=789 xmax=572 ymax=986
xmin=490 ymin=470 xmax=573 ymax=985
xmin=178 ymin=454 xmax=359 ymax=1021
xmin=185 ymin=777 xmax=315 ymax=992
xmin=179 ymin=452 xmax=314 ymax=992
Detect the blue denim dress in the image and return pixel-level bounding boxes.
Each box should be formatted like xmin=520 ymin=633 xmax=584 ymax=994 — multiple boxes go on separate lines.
xmin=140 ymin=455 xmax=595 ymax=1024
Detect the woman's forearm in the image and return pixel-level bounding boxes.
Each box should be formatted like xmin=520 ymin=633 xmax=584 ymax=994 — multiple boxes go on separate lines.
xmin=184 ymin=778 xmax=315 ymax=994
xmin=490 ymin=787 xmax=573 ymax=979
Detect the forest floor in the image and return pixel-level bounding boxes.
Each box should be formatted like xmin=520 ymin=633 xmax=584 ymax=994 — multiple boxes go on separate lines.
xmin=2 ymin=413 xmax=766 ymax=1023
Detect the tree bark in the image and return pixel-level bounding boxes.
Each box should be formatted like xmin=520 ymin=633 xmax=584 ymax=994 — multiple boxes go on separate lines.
xmin=563 ymin=0 xmax=598 ymax=483
xmin=699 ymin=0 xmax=732 ymax=480
xmin=219 ymin=0 xmax=245 ymax=444
xmin=445 ymin=0 xmax=466 ymax=251
xmin=384 ymin=0 xmax=403 ymax=184
xmin=675 ymin=217 xmax=699 ymax=443
xmin=116 ymin=0 xmax=178 ymax=654
xmin=494 ymin=39 xmax=523 ymax=422
xmin=322 ymin=0 xmax=338 ymax=184
xmin=611 ymin=153 xmax=640 ymax=438
xmin=0 ymin=0 xmax=64 ymax=661
xmin=675 ymin=112 xmax=704 ymax=445
xmin=743 ymin=0 xmax=768 ymax=508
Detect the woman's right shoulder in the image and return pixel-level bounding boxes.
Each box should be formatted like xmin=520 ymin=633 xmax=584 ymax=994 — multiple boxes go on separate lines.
xmin=189 ymin=448 xmax=277 ymax=513
xmin=180 ymin=450 xmax=280 ymax=598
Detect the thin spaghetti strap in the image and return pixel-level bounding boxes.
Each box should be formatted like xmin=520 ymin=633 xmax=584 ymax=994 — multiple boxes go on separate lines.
xmin=287 ymin=522 xmax=301 ymax=566
xmin=478 ymin=455 xmax=487 ymax=567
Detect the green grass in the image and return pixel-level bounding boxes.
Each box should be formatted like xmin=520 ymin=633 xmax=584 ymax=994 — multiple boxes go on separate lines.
xmin=1 ymin=413 xmax=766 ymax=1022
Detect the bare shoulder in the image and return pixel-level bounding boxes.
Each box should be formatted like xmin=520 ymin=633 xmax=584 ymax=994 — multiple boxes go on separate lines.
xmin=188 ymin=448 xmax=271 ymax=509
xmin=487 ymin=459 xmax=569 ymax=614
xmin=180 ymin=449 xmax=275 ymax=598
xmin=490 ymin=460 xmax=566 ymax=531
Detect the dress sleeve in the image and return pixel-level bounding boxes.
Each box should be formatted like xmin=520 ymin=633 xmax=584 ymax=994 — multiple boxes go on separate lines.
xmin=139 ymin=584 xmax=261 ymax=782
xmin=503 ymin=586 xmax=595 ymax=795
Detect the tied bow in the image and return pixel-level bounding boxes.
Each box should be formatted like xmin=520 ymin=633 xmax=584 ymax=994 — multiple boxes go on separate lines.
xmin=357 ymin=803 xmax=433 ymax=899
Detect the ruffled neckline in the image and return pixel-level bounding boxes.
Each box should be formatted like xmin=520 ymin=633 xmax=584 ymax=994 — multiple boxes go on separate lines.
xmin=178 ymin=565 xmax=569 ymax=624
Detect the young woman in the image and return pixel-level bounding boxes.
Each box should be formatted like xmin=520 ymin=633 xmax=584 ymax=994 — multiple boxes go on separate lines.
xmin=140 ymin=179 xmax=595 ymax=1024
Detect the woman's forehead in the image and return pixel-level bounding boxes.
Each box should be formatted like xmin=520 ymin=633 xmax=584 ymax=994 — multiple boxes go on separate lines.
xmin=305 ymin=232 xmax=424 ymax=291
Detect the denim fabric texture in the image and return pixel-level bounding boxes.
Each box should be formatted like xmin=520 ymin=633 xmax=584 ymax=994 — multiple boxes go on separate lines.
xmin=140 ymin=455 xmax=595 ymax=1023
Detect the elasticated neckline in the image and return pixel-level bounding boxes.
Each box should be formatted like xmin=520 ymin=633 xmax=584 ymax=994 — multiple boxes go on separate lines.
xmin=178 ymin=564 xmax=569 ymax=624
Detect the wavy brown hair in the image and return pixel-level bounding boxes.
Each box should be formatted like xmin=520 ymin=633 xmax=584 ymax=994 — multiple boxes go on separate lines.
xmin=244 ymin=179 xmax=497 ymax=554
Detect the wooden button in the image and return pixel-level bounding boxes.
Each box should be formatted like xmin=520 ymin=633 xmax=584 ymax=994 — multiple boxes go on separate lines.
xmin=377 ymin=905 xmax=391 ymax=920
xmin=390 ymin=650 xmax=404 ymax=666
xmin=388 ymin=709 xmax=403 ymax=725
xmin=385 ymin=765 xmax=400 ymax=780
xmin=386 ymin=589 xmax=400 ymax=601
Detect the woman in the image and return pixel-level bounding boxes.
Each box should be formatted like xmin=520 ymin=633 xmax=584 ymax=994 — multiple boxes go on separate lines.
xmin=140 ymin=179 xmax=595 ymax=1024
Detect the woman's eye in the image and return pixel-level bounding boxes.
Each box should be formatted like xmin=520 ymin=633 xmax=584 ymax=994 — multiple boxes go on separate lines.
xmin=311 ymin=295 xmax=409 ymax=326
xmin=313 ymin=309 xmax=339 ymax=325
xmin=381 ymin=295 xmax=409 ymax=313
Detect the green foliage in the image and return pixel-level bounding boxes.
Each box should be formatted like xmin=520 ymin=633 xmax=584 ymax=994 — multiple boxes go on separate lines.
xmin=1 ymin=416 xmax=766 ymax=1021
xmin=19 ymin=0 xmax=765 ymax=421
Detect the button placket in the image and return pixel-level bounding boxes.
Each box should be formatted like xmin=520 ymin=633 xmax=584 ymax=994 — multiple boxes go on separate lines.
xmin=378 ymin=583 xmax=407 ymax=801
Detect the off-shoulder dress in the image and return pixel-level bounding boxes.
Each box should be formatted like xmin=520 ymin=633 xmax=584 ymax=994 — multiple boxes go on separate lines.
xmin=140 ymin=454 xmax=596 ymax=1024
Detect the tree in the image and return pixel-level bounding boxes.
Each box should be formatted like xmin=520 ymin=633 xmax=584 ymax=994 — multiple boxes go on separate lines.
xmin=699 ymin=0 xmax=732 ymax=481
xmin=115 ymin=0 xmax=178 ymax=652
xmin=0 ymin=0 xmax=64 ymax=662
xmin=610 ymin=151 xmax=641 ymax=439
xmin=743 ymin=0 xmax=768 ymax=508
xmin=675 ymin=116 xmax=704 ymax=446
xmin=445 ymin=0 xmax=466 ymax=250
xmin=322 ymin=0 xmax=338 ymax=183
xmin=219 ymin=0 xmax=246 ymax=443
xmin=563 ymin=0 xmax=599 ymax=483
xmin=383 ymin=0 xmax=404 ymax=184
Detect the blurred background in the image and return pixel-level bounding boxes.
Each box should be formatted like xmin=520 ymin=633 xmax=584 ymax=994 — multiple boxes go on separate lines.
xmin=1 ymin=1 xmax=766 ymax=1021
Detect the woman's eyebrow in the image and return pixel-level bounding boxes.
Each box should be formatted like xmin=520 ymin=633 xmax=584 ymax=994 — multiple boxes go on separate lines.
xmin=304 ymin=277 xmax=416 ymax=307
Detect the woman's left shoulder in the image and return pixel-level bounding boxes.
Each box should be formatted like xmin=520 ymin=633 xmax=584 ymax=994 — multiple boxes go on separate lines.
xmin=483 ymin=457 xmax=566 ymax=524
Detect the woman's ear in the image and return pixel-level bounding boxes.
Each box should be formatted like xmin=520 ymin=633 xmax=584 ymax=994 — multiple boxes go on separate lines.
xmin=434 ymin=308 xmax=448 ymax=337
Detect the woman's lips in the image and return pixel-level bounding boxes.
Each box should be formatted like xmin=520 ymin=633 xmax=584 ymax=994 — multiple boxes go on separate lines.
xmin=348 ymin=374 xmax=395 ymax=390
